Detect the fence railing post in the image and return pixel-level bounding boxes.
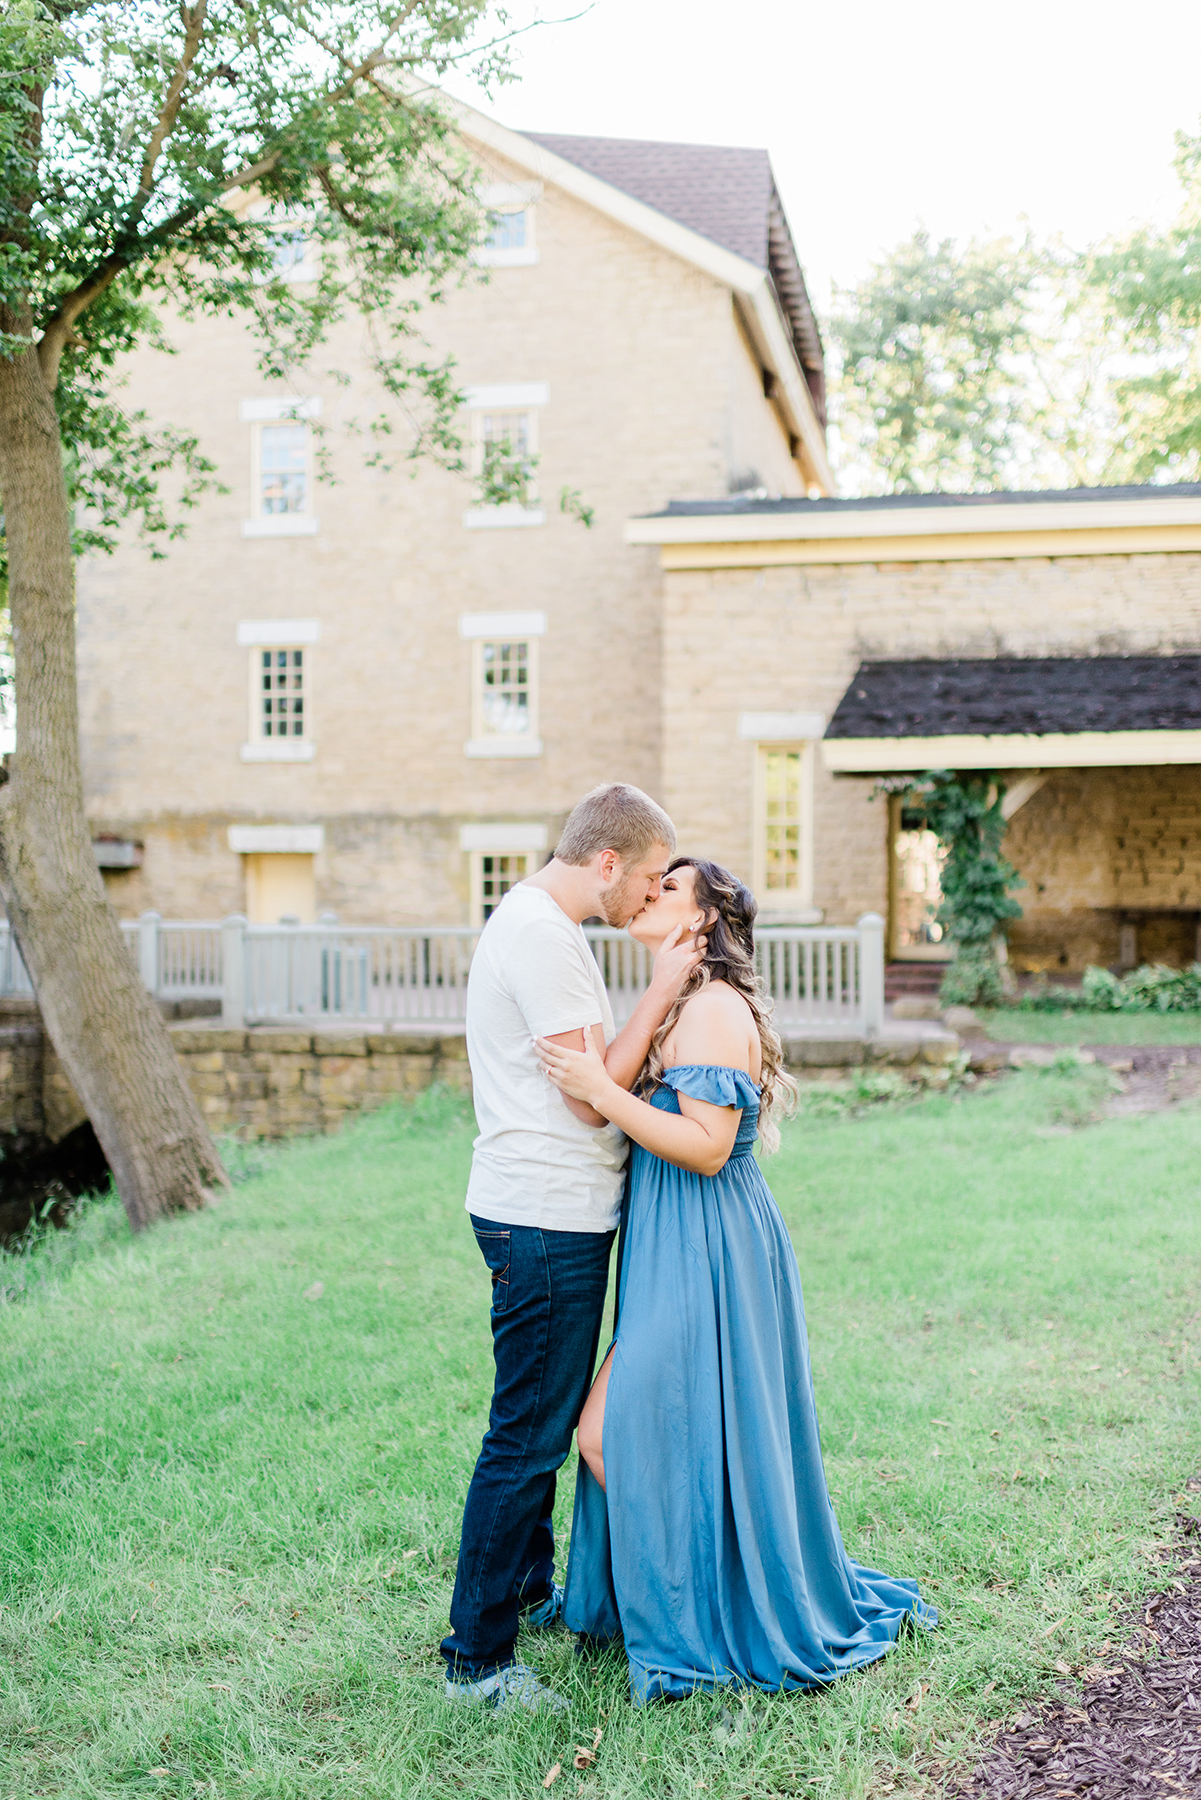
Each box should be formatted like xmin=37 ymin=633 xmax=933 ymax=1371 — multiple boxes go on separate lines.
xmin=221 ymin=914 xmax=247 ymax=1028
xmin=137 ymin=910 xmax=161 ymax=993
xmin=857 ymin=912 xmax=885 ymax=1036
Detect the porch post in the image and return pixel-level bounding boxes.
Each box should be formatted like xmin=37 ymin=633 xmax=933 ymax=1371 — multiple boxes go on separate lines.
xmin=857 ymin=912 xmax=885 ymax=1036
xmin=221 ymin=914 xmax=247 ymax=1029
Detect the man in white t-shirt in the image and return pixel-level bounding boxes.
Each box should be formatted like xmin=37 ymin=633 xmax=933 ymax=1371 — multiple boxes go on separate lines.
xmin=442 ymin=783 xmax=703 ymax=1712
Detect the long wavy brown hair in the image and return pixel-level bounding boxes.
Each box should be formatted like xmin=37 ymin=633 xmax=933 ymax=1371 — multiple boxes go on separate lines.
xmin=641 ymin=857 xmax=797 ymax=1153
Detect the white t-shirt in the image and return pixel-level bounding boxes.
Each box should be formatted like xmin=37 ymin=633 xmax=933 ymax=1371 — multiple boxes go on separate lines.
xmin=465 ymin=884 xmax=627 ymax=1232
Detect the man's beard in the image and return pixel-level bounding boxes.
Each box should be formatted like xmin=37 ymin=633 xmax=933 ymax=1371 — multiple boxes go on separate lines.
xmin=599 ymin=873 xmax=643 ymax=928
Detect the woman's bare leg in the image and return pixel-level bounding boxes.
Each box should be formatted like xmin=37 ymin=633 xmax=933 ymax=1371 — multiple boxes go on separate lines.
xmin=577 ymin=1347 xmax=614 ymax=1491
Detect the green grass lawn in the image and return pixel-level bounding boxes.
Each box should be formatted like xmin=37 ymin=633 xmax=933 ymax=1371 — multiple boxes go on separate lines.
xmin=978 ymin=1009 xmax=1201 ymax=1045
xmin=4 ymin=1072 xmax=1201 ymax=1799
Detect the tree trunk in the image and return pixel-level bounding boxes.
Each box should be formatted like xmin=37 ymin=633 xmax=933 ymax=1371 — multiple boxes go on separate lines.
xmin=0 ymin=310 xmax=227 ymax=1229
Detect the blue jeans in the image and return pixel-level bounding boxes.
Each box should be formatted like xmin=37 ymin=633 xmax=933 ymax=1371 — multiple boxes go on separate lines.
xmin=441 ymin=1214 xmax=615 ymax=1679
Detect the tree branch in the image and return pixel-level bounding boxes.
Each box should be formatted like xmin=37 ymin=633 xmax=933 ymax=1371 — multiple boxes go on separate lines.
xmin=36 ymin=257 xmax=126 ymax=389
xmin=127 ymin=0 xmax=210 ymax=235
xmin=32 ymin=0 xmax=432 ymax=390
xmin=35 ymin=0 xmax=209 ymax=389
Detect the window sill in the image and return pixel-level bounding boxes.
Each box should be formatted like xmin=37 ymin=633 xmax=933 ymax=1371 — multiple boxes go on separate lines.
xmin=757 ymin=905 xmax=824 ymax=926
xmin=465 ymin=737 xmax=543 ymax=759
xmin=242 ymin=516 xmax=320 ymax=538
xmin=252 ymin=260 xmax=323 ymax=286
xmin=241 ymin=741 xmax=316 ymax=762
xmin=463 ymin=506 xmax=545 ymax=531
xmin=473 ymin=247 xmax=540 ymax=268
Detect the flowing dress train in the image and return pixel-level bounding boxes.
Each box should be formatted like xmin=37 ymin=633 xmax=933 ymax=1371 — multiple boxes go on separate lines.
xmin=563 ymin=1064 xmax=935 ymax=1703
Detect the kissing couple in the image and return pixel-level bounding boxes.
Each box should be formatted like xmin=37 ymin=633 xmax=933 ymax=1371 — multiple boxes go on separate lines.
xmin=441 ymin=783 xmax=934 ymax=1709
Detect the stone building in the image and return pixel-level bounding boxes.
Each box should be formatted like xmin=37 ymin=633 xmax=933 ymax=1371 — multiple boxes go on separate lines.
xmin=77 ymin=101 xmax=830 ymax=928
xmin=76 ymin=99 xmax=1201 ymax=976
xmin=629 ymin=485 xmax=1201 ymax=973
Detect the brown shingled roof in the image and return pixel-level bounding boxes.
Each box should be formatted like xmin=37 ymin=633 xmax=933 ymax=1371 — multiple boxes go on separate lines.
xmin=526 ymin=132 xmax=825 ymax=426
xmin=826 ymin=657 xmax=1201 ymax=741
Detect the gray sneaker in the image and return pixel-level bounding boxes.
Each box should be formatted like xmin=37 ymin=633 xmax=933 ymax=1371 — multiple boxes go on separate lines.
xmin=522 ymin=1583 xmax=564 ymax=1630
xmin=445 ymin=1661 xmax=569 ymax=1713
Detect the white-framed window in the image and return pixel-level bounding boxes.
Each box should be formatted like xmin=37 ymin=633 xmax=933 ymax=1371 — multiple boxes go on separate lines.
xmin=752 ymin=743 xmax=816 ymax=916
xmin=237 ymin=620 xmax=318 ymax=761
xmin=240 ymin=398 xmax=321 ymax=537
xmin=260 ymin=424 xmax=308 ymax=516
xmin=462 ymin=383 xmax=547 ymax=529
xmin=476 ymin=639 xmax=536 ymax=739
xmin=271 ymin=228 xmax=309 ymax=274
xmin=477 ymin=853 xmax=530 ymax=922
xmin=739 ymin=712 xmax=823 ymax=919
xmin=459 ymin=612 xmax=545 ymax=758
xmin=247 ymin=200 xmax=322 ymax=284
xmin=474 ymin=408 xmax=537 ymax=484
xmin=459 ymin=823 xmax=548 ymax=924
xmin=259 ymin=647 xmax=306 ymax=736
xmin=474 ymin=184 xmax=540 ymax=268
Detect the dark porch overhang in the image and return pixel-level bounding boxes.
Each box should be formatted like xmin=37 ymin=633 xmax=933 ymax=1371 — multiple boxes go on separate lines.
xmin=821 ymin=655 xmax=1201 ymax=773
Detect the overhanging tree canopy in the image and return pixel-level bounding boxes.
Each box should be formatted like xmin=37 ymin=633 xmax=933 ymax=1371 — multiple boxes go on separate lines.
xmin=0 ymin=0 xmax=508 ymax=1228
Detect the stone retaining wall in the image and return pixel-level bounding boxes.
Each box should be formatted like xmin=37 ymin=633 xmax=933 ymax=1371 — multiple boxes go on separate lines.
xmin=0 ymin=1013 xmax=962 ymax=1148
xmin=171 ymin=1026 xmax=470 ymax=1138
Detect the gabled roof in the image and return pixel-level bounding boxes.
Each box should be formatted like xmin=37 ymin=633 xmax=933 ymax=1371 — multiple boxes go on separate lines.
xmin=440 ymin=95 xmax=834 ymax=493
xmin=525 ymin=134 xmax=825 ymax=426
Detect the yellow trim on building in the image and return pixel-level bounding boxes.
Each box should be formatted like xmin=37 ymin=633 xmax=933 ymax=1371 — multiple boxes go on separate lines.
xmin=822 ymin=730 xmax=1201 ymax=774
xmin=653 ymin=523 xmax=1201 ymax=570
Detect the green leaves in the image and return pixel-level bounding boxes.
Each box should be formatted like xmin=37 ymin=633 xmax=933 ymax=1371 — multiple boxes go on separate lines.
xmin=1087 ymin=129 xmax=1201 ymax=481
xmin=0 ymin=0 xmax=510 ymax=562
xmin=827 ymin=231 xmax=1050 ymax=493
xmin=475 ymin=435 xmax=537 ymax=509
xmin=889 ymin=772 xmax=1024 ymax=1007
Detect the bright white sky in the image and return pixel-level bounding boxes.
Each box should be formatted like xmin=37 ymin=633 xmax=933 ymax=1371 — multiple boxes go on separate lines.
xmin=450 ymin=0 xmax=1201 ymax=311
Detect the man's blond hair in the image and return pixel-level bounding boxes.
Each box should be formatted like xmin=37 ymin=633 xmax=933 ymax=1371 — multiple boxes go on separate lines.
xmin=556 ymin=783 xmax=676 ymax=868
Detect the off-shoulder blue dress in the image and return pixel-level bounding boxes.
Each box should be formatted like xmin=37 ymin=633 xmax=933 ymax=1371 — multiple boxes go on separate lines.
xmin=563 ymin=1064 xmax=934 ymax=1704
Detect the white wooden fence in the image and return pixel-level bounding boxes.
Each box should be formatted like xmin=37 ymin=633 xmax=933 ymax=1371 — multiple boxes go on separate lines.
xmin=0 ymin=911 xmax=886 ymax=1035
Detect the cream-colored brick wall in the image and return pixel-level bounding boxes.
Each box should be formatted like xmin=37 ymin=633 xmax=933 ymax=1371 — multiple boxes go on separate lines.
xmin=1004 ymin=766 xmax=1201 ymax=971
xmin=78 ymin=147 xmax=804 ymax=923
xmin=660 ymin=552 xmax=1201 ymax=946
xmin=725 ymin=312 xmax=806 ymax=498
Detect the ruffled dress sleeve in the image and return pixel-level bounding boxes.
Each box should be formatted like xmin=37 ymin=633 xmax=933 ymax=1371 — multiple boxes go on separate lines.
xmin=658 ymin=1064 xmax=760 ymax=1109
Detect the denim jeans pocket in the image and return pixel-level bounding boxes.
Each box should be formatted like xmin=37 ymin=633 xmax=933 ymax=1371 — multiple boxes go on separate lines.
xmin=473 ymin=1228 xmax=511 ymax=1314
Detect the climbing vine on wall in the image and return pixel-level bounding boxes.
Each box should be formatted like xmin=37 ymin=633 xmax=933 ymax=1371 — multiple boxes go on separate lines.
xmin=889 ymin=770 xmax=1025 ymax=1005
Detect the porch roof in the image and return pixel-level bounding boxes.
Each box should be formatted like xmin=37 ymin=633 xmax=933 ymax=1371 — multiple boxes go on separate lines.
xmin=822 ymin=655 xmax=1201 ymax=772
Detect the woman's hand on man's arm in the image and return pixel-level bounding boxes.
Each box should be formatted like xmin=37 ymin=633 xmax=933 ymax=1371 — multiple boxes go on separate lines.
xmin=602 ymin=923 xmax=706 ymax=1091
xmin=535 ymin=1004 xmax=745 ymax=1177
xmin=541 ymin=1023 xmax=610 ymax=1128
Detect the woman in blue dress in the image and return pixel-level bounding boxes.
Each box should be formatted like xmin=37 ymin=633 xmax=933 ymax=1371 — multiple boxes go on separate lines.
xmin=536 ymin=857 xmax=934 ymax=1705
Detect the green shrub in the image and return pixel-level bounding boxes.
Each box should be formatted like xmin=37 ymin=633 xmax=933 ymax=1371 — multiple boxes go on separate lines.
xmin=1013 ymin=961 xmax=1201 ymax=1013
xmin=940 ymin=945 xmax=1006 ymax=1006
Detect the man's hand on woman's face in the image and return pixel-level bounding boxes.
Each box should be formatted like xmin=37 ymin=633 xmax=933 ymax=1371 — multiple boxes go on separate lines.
xmin=535 ymin=1029 xmax=614 ymax=1109
xmin=650 ymin=920 xmax=707 ymax=997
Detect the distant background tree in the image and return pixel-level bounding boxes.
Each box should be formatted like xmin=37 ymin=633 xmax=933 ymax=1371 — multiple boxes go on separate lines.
xmin=1089 ymin=127 xmax=1201 ymax=482
xmin=825 ymin=232 xmax=1050 ymax=493
xmin=826 ymin=230 xmax=1129 ymax=495
xmin=0 ymin=0 xmax=507 ymax=1228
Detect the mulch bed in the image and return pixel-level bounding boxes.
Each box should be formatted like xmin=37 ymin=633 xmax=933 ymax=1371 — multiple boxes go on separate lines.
xmin=955 ymin=1507 xmax=1201 ymax=1798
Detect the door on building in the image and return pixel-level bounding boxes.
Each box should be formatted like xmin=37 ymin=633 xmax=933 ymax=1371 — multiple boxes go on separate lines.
xmin=244 ymin=853 xmax=316 ymax=923
xmin=889 ymin=800 xmax=952 ymax=961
